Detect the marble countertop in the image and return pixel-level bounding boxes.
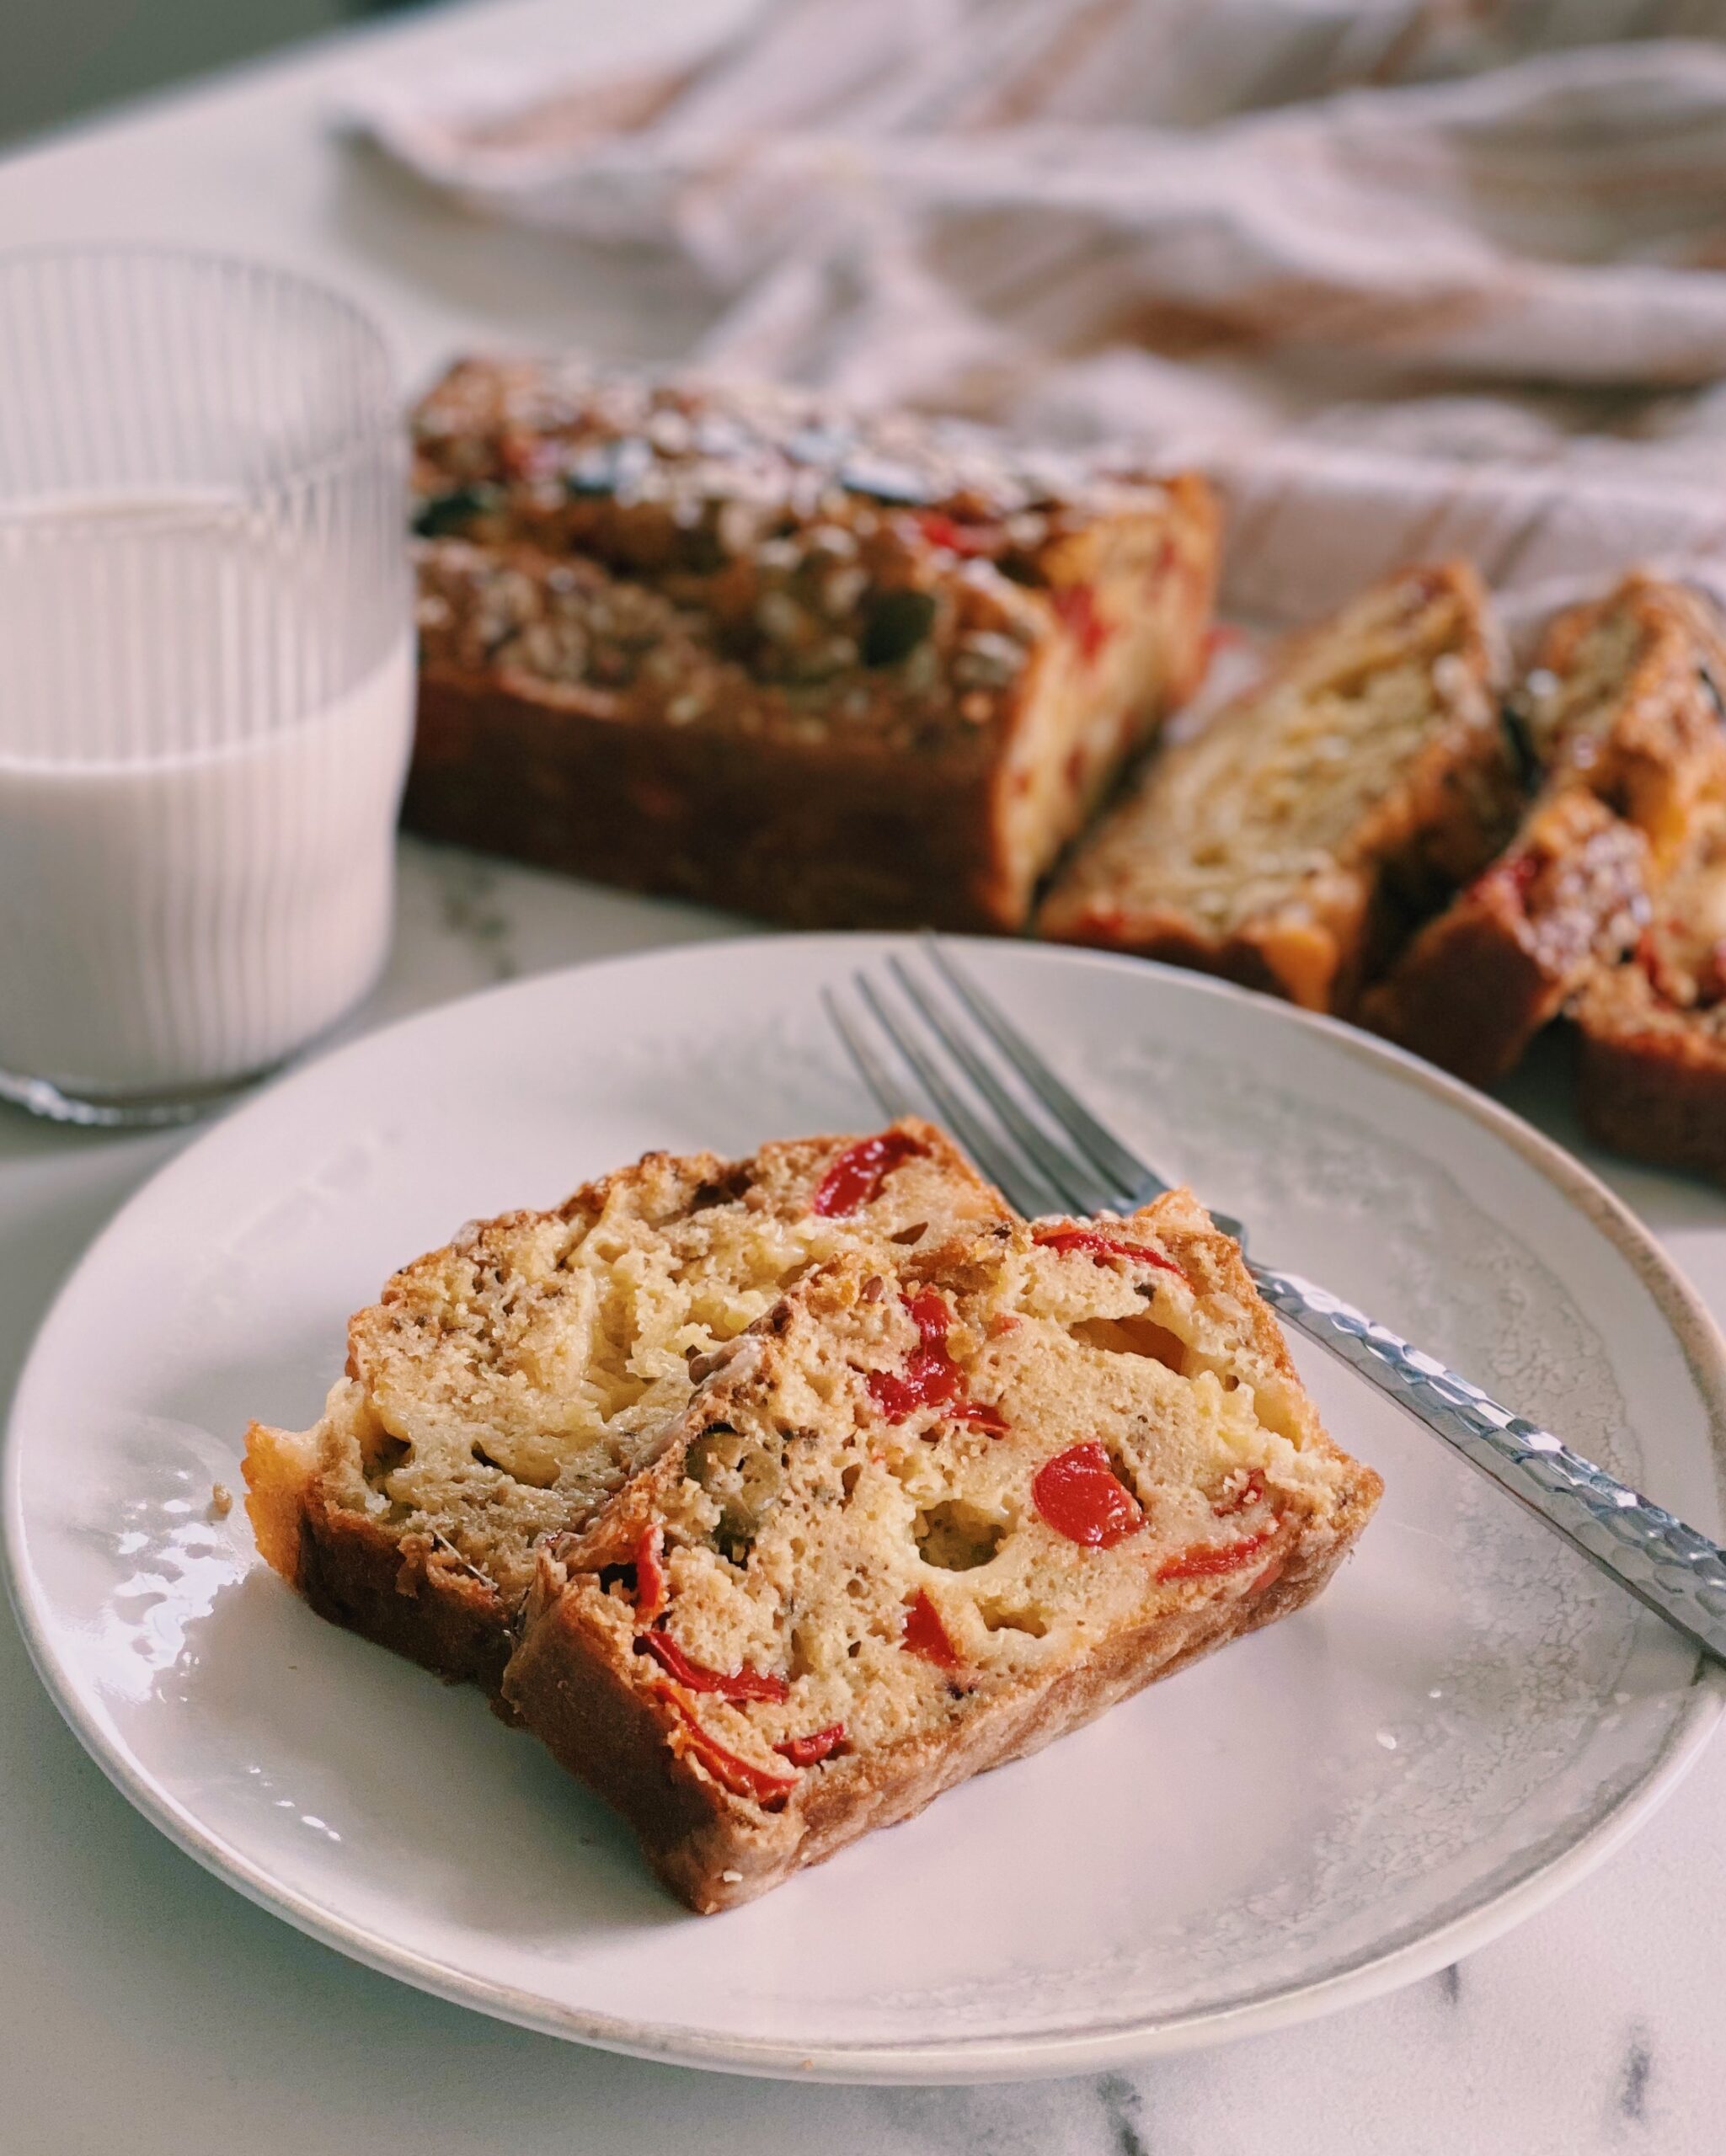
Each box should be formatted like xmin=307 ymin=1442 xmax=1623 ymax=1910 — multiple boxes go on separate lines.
xmin=0 ymin=4 xmax=1722 ymax=2148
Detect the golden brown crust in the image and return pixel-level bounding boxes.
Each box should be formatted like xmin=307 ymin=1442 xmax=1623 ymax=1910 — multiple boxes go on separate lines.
xmin=242 ymin=1410 xmax=521 ymax=1690
xmin=240 ymin=1403 xmax=528 ymax=1691
xmin=297 ymin=1483 xmax=516 ymax=1693
xmin=1576 ymin=985 xmax=1726 ymax=1185
xmin=503 ymin=1193 xmax=1381 ymax=1912
xmin=1360 ymin=791 xmax=1649 ymax=1088
xmin=1039 ymin=561 xmax=1514 ymax=1010
xmin=407 ymin=667 xmax=1029 ymax=933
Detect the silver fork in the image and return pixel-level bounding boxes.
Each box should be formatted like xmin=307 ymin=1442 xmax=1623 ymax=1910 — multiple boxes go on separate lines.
xmin=825 ymin=938 xmax=1726 ymax=1667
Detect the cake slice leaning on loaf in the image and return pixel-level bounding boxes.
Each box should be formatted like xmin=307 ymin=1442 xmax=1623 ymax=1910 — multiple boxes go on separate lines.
xmin=1038 ymin=562 xmax=1515 ymax=1011
xmin=505 ymin=1195 xmax=1381 ymax=1911
xmin=243 ymin=1122 xmax=1007 ymax=1693
xmin=1361 ymin=574 xmax=1726 ymax=1086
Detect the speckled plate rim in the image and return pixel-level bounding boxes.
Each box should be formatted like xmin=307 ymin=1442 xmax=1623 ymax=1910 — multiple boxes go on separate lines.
xmin=6 ymin=932 xmax=1725 ymax=2085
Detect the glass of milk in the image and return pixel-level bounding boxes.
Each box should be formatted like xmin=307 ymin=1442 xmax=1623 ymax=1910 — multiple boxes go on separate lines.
xmin=0 ymin=247 xmax=414 ymax=1124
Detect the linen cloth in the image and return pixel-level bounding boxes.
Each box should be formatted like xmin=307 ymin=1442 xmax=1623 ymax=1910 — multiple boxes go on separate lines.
xmin=353 ymin=0 xmax=1726 ymax=630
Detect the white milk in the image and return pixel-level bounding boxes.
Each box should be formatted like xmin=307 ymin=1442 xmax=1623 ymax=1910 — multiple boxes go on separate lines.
xmin=0 ymin=499 xmax=414 ymax=1105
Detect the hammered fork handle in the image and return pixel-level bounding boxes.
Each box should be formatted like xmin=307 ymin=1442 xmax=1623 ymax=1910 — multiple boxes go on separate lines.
xmin=1252 ymin=1262 xmax=1726 ymax=1662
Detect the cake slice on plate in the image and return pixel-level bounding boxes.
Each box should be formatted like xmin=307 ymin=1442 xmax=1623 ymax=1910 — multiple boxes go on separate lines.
xmin=1362 ymin=574 xmax=1726 ymax=1085
xmin=1575 ymin=808 xmax=1726 ymax=1185
xmin=504 ymin=1194 xmax=1381 ymax=1911
xmin=243 ymin=1122 xmax=1007 ymax=1692
xmin=1037 ymin=562 xmax=1515 ymax=1011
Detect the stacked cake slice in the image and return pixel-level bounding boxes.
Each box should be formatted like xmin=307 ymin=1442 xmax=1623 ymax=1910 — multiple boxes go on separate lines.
xmin=243 ymin=1119 xmax=1006 ymax=1692
xmin=246 ymin=1127 xmax=1380 ymax=1905
xmin=505 ymin=1194 xmax=1380 ymax=1909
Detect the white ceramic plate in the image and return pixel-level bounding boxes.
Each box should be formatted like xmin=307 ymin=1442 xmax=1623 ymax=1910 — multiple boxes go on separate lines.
xmin=6 ymin=935 xmax=1725 ymax=2083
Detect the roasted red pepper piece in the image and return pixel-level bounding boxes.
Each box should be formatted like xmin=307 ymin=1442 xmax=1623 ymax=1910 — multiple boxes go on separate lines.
xmin=773 ymin=1721 xmax=847 ymax=1768
xmin=1212 ymin=1469 xmax=1266 ymax=1518
xmin=657 ymin=1688 xmax=798 ymax=1806
xmin=901 ymin=1588 xmax=962 ymax=1668
xmin=633 ymin=1523 xmax=668 ymax=1625
xmin=1032 ymin=1441 xmax=1146 ymax=1548
xmin=811 ymin=1129 xmax=927 ymax=1217
xmin=1157 ymin=1527 xmax=1276 ymax=1582
xmin=1073 ymin=903 xmax=1130 ymax=940
xmin=638 ymin=1630 xmax=789 ymax=1702
xmin=1485 ymin=846 xmax=1542 ymax=912
xmin=1034 ymin=1227 xmax=1181 ymax=1277
xmin=865 ymin=1289 xmax=1007 ymax=1431
xmin=1052 ymin=582 xmax=1114 ymax=665
xmin=916 ymin=510 xmax=997 ymax=558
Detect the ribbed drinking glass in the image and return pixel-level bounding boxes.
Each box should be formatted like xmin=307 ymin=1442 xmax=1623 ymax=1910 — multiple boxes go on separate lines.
xmin=0 ymin=246 xmax=412 ymax=1124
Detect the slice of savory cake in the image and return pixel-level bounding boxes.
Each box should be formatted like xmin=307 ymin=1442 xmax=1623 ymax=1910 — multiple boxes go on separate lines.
xmin=243 ymin=1122 xmax=1007 ymax=1692
xmin=1362 ymin=574 xmax=1726 ymax=1085
xmin=504 ymin=1194 xmax=1381 ymax=1910
xmin=1037 ymin=563 xmax=1515 ymax=1011
xmin=1575 ymin=808 xmax=1726 ymax=1185
xmin=1357 ymin=791 xmax=1650 ymax=1089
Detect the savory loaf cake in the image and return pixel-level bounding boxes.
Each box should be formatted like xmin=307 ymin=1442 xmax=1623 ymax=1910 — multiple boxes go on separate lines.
xmin=406 ymin=358 xmax=1219 ymax=932
xmin=243 ymin=1122 xmax=1007 ymax=1691
xmin=505 ymin=1195 xmax=1381 ymax=1911
xmin=1575 ymin=810 xmax=1726 ymax=1184
xmin=1362 ymin=574 xmax=1726 ymax=1083
xmin=1037 ymin=563 xmax=1515 ymax=1011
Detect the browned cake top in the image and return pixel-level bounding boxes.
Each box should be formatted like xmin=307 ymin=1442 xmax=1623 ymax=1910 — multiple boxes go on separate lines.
xmin=412 ymin=356 xmax=1173 ymax=558
xmin=409 ymin=358 xmax=1201 ymax=754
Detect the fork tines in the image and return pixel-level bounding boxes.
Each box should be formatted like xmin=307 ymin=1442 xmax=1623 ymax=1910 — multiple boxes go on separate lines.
xmin=824 ymin=940 xmax=1169 ymax=1224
